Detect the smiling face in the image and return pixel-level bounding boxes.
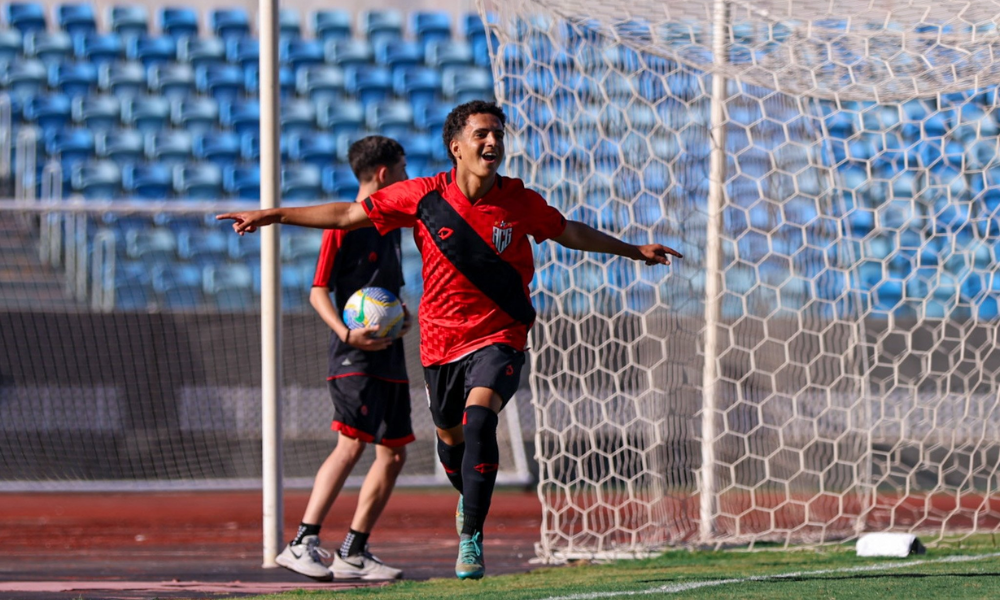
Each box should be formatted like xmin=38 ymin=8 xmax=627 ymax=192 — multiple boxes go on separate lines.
xmin=449 ymin=112 xmax=505 ymax=180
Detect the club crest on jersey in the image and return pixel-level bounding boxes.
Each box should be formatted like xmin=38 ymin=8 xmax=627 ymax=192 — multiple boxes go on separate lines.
xmin=493 ymin=220 xmax=513 ymax=254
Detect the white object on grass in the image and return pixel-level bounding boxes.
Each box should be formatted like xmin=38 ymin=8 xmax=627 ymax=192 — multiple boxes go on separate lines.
xmin=856 ymin=533 xmax=926 ymax=558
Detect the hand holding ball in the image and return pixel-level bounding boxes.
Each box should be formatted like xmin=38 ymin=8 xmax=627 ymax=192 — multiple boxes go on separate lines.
xmin=342 ymin=287 xmax=406 ymax=340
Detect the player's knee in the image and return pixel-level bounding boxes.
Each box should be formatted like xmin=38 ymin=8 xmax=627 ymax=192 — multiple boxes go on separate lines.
xmin=334 ymin=433 xmax=367 ymax=461
xmin=462 ymin=405 xmax=499 ymax=438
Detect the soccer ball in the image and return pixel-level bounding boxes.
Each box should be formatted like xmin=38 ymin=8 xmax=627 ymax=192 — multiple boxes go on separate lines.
xmin=342 ymin=287 xmax=405 ymax=339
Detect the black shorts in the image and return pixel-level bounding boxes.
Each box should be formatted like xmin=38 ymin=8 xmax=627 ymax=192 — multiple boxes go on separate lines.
xmin=328 ymin=377 xmax=414 ymax=447
xmin=423 ymin=344 xmax=525 ymax=429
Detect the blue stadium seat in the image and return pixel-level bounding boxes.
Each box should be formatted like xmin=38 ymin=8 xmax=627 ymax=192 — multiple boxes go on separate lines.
xmin=123 ymin=163 xmax=172 ymax=198
xmin=281 ymin=229 xmax=323 ymax=261
xmin=24 ymin=93 xmax=72 ymax=131
xmin=210 ymin=8 xmax=251 ymax=40
xmin=280 ymin=99 xmax=317 ymax=134
xmin=49 ymin=61 xmax=98 ymax=96
xmin=324 ymin=38 xmax=373 ymax=69
xmin=393 ymin=66 xmax=441 ymax=115
xmin=108 ymin=6 xmax=148 ymax=42
xmin=242 ymin=63 xmax=295 ymax=98
xmin=425 ymin=39 xmax=473 ymax=70
xmin=72 ymin=94 xmax=120 ymax=131
xmin=170 ymin=96 xmax=219 ymax=132
xmin=224 ymin=164 xmax=260 ymax=199
xmin=220 ymin=98 xmax=260 ymax=135
xmin=55 ymin=3 xmax=97 ymax=40
xmin=46 ymin=127 xmax=95 ymax=170
xmin=312 ymin=9 xmax=352 ymax=42
xmin=0 ymin=30 xmax=21 ymax=66
xmin=174 ymin=162 xmax=223 ymax=199
xmin=463 ymin=12 xmax=494 ymax=66
xmin=442 ymin=66 xmax=493 ymax=102
xmin=279 ymin=8 xmax=302 ymax=40
xmin=178 ymin=36 xmax=226 ymax=67
xmin=295 ymin=65 xmax=344 ymax=101
xmin=240 ymin=131 xmax=259 ymax=161
xmin=96 ymin=128 xmax=143 ymax=163
xmin=122 ymin=95 xmax=170 ymax=130
xmin=127 ymin=35 xmax=176 ymax=65
xmin=23 ymin=30 xmax=72 ymax=64
xmin=75 ymin=32 xmax=124 ymax=65
xmin=289 ymin=131 xmax=337 ymax=167
xmin=345 ymin=65 xmax=391 ymax=104
xmin=148 ymin=62 xmax=195 ymax=98
xmin=159 ymin=7 xmax=199 ymax=40
xmin=366 ymin=100 xmax=413 ymax=137
xmin=196 ymin=63 xmax=243 ymax=101
xmin=281 ymin=38 xmax=324 ymax=70
xmin=178 ymin=226 xmax=229 ymax=263
xmin=334 ymin=130 xmax=367 ymax=161
xmin=226 ymin=37 xmax=258 ymax=68
xmin=145 ymin=129 xmax=192 ymax=164
xmin=404 ymin=132 xmax=434 ymax=176
xmin=374 ymin=39 xmax=423 ymax=76
xmin=317 ymin=98 xmax=364 ymax=135
xmin=152 ymin=262 xmax=204 ymax=309
xmin=203 ymin=262 xmax=254 ymax=311
xmin=411 ymin=11 xmax=452 ymax=53
xmin=414 ymin=102 xmax=450 ymax=132
xmin=4 ymin=2 xmax=47 ymax=34
xmin=321 ymin=165 xmax=358 ymax=198
xmin=281 ymin=164 xmax=322 ymax=200
xmin=193 ymin=130 xmax=240 ymax=165
xmin=360 ymin=9 xmax=404 ymax=46
xmin=71 ymin=159 xmax=120 ymax=198
xmin=127 ymin=227 xmax=177 ymax=259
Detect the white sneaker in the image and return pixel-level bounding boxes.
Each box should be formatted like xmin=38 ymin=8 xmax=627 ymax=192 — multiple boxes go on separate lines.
xmin=275 ymin=535 xmax=333 ymax=581
xmin=332 ymin=550 xmax=403 ymax=580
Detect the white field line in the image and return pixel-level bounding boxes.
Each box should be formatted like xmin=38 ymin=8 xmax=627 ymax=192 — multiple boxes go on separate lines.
xmin=538 ymin=551 xmax=1000 ymax=600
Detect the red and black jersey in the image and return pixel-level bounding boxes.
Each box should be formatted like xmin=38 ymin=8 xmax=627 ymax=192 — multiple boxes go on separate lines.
xmin=313 ymin=224 xmax=407 ymax=382
xmin=362 ymin=169 xmax=567 ymax=366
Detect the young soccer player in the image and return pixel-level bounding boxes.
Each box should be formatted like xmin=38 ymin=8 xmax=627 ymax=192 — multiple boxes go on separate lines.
xmin=274 ymin=135 xmax=413 ymax=581
xmin=219 ymin=100 xmax=682 ymax=580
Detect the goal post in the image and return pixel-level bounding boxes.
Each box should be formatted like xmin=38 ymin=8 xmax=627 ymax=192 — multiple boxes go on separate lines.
xmin=478 ymin=0 xmax=1000 ymax=561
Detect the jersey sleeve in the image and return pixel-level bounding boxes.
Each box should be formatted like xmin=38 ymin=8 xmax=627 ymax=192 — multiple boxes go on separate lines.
xmin=525 ymin=188 xmax=567 ymax=243
xmin=312 ymin=228 xmax=346 ymax=288
xmin=361 ymin=177 xmax=433 ymax=234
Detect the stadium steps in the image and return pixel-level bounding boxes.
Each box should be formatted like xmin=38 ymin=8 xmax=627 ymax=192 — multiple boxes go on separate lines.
xmin=0 ymin=215 xmax=82 ymax=310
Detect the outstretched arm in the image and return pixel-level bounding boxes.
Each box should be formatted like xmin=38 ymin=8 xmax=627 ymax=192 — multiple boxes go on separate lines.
xmin=553 ymin=220 xmax=683 ymax=265
xmin=216 ymin=201 xmax=372 ymax=235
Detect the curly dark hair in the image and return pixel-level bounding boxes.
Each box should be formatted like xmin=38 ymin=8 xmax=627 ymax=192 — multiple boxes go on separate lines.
xmin=347 ymin=135 xmax=406 ymax=182
xmin=442 ymin=100 xmax=507 ymax=165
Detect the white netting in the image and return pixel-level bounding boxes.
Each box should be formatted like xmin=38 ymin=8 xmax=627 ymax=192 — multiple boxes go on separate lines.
xmin=479 ymin=0 xmax=1000 ymax=560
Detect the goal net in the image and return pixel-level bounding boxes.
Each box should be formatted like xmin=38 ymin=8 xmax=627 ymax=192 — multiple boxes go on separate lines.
xmin=478 ymin=0 xmax=1000 ymax=559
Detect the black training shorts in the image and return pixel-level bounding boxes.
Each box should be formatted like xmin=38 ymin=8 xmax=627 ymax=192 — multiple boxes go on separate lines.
xmin=423 ymin=344 xmax=525 ymax=429
xmin=328 ymin=376 xmax=414 ymax=447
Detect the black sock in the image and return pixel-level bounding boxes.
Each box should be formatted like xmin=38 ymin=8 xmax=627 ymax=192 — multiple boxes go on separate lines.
xmin=340 ymin=528 xmax=370 ymax=558
xmin=291 ymin=522 xmax=321 ymax=546
xmin=461 ymin=406 xmax=499 ymax=535
xmin=436 ymin=436 xmax=465 ymax=494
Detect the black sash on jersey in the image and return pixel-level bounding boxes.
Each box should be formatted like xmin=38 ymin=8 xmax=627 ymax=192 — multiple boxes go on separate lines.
xmin=417 ymin=191 xmax=536 ymax=327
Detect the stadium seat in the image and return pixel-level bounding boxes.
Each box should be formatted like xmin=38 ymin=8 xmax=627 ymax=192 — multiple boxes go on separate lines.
xmin=4 ymin=2 xmax=47 ymax=34
xmin=145 ymin=129 xmax=193 ymax=165
xmin=174 ymin=162 xmax=223 ymax=199
xmin=122 ymin=95 xmax=170 ymax=130
xmin=126 ymin=227 xmax=177 ymax=260
xmin=203 ymin=262 xmax=254 ymax=311
xmin=71 ymin=159 xmax=120 ymax=199
xmin=295 ymin=65 xmax=345 ymax=101
xmin=76 ymin=32 xmax=124 ymax=65
xmin=366 ymin=100 xmax=413 ymax=137
xmin=49 ymin=61 xmax=98 ymax=97
xmin=324 ymin=38 xmax=373 ymax=69
xmin=178 ymin=37 xmax=226 ymax=67
xmin=23 ymin=30 xmax=73 ymax=64
xmin=55 ymin=3 xmax=97 ymax=40
xmin=196 ymin=63 xmax=243 ymax=101
xmin=334 ymin=130 xmax=367 ymax=161
xmin=312 ymin=9 xmax=352 ymax=42
xmin=425 ymin=39 xmax=473 ymax=70
xmin=279 ymin=8 xmax=302 ymax=40
xmin=321 ymin=164 xmax=358 ymax=198
xmin=374 ymin=39 xmax=423 ymax=76
xmin=289 ymin=131 xmax=337 ymax=167
xmin=193 ymin=130 xmax=240 ymax=165
xmin=220 ymin=98 xmax=260 ymax=135
xmin=0 ymin=30 xmax=22 ymax=66
xmin=239 ymin=131 xmax=259 ymax=161
xmin=411 ymin=11 xmax=452 ymax=53
xmin=108 ymin=6 xmax=149 ymax=42
xmin=224 ymin=164 xmax=260 ymax=199
xmin=46 ymin=127 xmax=95 ymax=170
xmin=442 ymin=66 xmax=494 ymax=102
xmin=226 ymin=37 xmax=258 ymax=68
xmin=170 ymin=96 xmax=219 ymax=132
xmin=281 ymin=38 xmax=324 ymax=71
xmin=72 ymin=94 xmax=120 ymax=131
xmin=403 ymin=132 xmax=434 ymax=176
xmin=177 ymin=226 xmax=229 ymax=263
xmin=152 ymin=262 xmax=204 ymax=309
xmin=280 ymin=99 xmax=317 ymax=134
xmin=148 ymin=62 xmax=195 ymax=98
xmin=24 ymin=93 xmax=72 ymax=132
xmin=317 ymin=98 xmax=364 ymax=135
xmin=96 ymin=128 xmax=143 ymax=163
xmin=360 ymin=9 xmax=404 ymax=46
xmin=414 ymin=102 xmax=451 ymax=132
xmin=159 ymin=7 xmax=199 ymax=40
xmin=281 ymin=228 xmax=323 ymax=260
xmin=242 ymin=63 xmax=295 ymax=98
xmin=393 ymin=66 xmax=441 ymax=115
xmin=127 ymin=35 xmax=176 ymax=65
xmin=281 ymin=164 xmax=322 ymax=200
xmin=123 ymin=163 xmax=172 ymax=198
xmin=210 ymin=8 xmax=251 ymax=40
xmin=345 ymin=65 xmax=392 ymax=104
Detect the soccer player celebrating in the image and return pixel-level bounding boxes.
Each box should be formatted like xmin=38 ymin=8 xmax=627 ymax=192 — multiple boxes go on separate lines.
xmin=219 ymin=101 xmax=682 ymax=580
xmin=274 ymin=136 xmax=413 ymax=581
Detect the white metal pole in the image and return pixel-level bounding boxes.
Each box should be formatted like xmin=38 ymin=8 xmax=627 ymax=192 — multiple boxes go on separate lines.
xmin=700 ymin=0 xmax=728 ymax=545
xmin=259 ymin=0 xmax=283 ymax=568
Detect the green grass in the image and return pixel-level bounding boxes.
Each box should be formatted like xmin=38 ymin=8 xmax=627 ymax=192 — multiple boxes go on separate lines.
xmin=242 ymin=536 xmax=1000 ymax=600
